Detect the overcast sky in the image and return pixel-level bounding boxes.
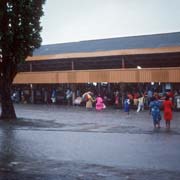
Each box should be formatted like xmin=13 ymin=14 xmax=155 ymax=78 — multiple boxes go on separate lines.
xmin=41 ymin=0 xmax=180 ymax=45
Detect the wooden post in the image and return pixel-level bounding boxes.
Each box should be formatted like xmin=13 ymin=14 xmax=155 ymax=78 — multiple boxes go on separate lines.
xmin=71 ymin=83 xmax=76 ymax=105
xmin=71 ymin=60 xmax=74 ymax=70
xmin=108 ymin=83 xmax=111 ymax=94
xmin=120 ymin=83 xmax=125 ymax=108
xmin=121 ymin=57 xmax=125 ymax=68
xmin=98 ymin=83 xmax=101 ymax=95
xmin=30 ymin=84 xmax=34 ymax=104
xmin=30 ymin=63 xmax=32 ymax=71
xmin=29 ymin=63 xmax=34 ymax=103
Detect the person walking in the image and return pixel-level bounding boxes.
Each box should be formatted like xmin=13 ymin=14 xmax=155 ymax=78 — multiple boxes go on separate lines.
xmin=124 ymin=96 xmax=130 ymax=115
xmin=149 ymin=97 xmax=161 ymax=128
xmin=86 ymin=93 xmax=95 ymax=109
xmin=96 ymin=95 xmax=106 ymax=111
xmin=163 ymin=96 xmax=173 ymax=129
xmin=137 ymin=95 xmax=144 ymax=112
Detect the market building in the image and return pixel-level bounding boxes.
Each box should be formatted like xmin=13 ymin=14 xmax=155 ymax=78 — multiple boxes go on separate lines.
xmin=12 ymin=32 xmax=180 ymax=105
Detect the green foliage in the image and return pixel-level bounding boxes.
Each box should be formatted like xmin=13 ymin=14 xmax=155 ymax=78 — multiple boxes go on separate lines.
xmin=0 ymin=0 xmax=46 ymax=64
xmin=0 ymin=0 xmax=46 ymax=119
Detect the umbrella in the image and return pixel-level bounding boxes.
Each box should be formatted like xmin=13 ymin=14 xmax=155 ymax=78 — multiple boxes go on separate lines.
xmin=74 ymin=97 xmax=82 ymax=105
xmin=82 ymin=91 xmax=93 ymax=101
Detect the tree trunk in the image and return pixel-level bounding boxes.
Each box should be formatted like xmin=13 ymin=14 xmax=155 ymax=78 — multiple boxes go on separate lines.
xmin=0 ymin=78 xmax=16 ymax=120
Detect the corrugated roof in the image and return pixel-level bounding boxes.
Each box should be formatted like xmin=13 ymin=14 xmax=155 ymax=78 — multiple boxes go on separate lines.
xmin=33 ymin=32 xmax=180 ymax=56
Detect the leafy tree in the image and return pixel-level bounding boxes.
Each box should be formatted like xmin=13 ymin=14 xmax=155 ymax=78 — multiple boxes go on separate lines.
xmin=0 ymin=0 xmax=46 ymax=119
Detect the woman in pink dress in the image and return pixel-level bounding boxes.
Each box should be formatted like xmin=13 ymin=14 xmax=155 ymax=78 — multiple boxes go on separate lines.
xmin=96 ymin=95 xmax=106 ymax=111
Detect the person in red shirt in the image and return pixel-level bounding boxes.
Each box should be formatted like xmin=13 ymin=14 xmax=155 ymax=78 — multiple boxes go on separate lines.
xmin=163 ymin=96 xmax=173 ymax=129
xmin=167 ymin=90 xmax=174 ymax=99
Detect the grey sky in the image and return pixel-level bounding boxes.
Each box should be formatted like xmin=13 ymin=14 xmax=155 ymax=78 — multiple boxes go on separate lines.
xmin=41 ymin=0 xmax=180 ymax=45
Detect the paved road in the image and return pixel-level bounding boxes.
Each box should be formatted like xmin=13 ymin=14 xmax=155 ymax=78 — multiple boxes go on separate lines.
xmin=0 ymin=104 xmax=180 ymax=179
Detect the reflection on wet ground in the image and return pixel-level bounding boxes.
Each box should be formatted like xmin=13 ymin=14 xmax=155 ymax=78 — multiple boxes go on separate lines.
xmin=0 ymin=104 xmax=180 ymax=179
xmin=1 ymin=160 xmax=180 ymax=180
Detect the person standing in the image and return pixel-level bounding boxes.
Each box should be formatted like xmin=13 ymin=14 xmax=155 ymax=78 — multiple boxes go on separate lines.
xmin=149 ymin=97 xmax=161 ymax=128
xmin=114 ymin=91 xmax=119 ymax=109
xmin=51 ymin=88 xmax=56 ymax=104
xmin=147 ymin=89 xmax=153 ymax=105
xmin=163 ymin=96 xmax=173 ymax=129
xmin=66 ymin=89 xmax=72 ymax=105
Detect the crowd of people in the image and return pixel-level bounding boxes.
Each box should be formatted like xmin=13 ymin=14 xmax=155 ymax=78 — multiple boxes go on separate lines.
xmin=149 ymin=95 xmax=173 ymax=129
xmin=11 ymin=84 xmax=179 ymax=130
xmin=81 ymin=89 xmax=175 ymax=130
xmin=122 ymin=90 xmax=174 ymax=130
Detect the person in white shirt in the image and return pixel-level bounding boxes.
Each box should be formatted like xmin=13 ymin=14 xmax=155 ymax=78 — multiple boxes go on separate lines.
xmin=137 ymin=95 xmax=144 ymax=112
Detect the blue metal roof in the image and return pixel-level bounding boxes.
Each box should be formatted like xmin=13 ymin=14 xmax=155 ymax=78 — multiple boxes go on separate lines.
xmin=33 ymin=32 xmax=180 ymax=56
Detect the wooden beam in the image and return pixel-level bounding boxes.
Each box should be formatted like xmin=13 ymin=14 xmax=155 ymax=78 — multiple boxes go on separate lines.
xmin=26 ymin=46 xmax=180 ymax=61
xmin=13 ymin=67 xmax=180 ymax=84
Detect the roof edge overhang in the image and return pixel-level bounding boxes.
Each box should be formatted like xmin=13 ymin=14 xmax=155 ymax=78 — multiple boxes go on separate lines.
xmin=26 ymin=46 xmax=180 ymax=61
xmin=14 ymin=67 xmax=180 ymax=84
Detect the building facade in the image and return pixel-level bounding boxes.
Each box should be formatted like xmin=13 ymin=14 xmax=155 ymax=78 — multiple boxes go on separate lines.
xmin=12 ymin=32 xmax=180 ymax=104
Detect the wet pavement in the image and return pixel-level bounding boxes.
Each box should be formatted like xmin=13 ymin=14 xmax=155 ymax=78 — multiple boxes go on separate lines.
xmin=0 ymin=104 xmax=180 ymax=179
